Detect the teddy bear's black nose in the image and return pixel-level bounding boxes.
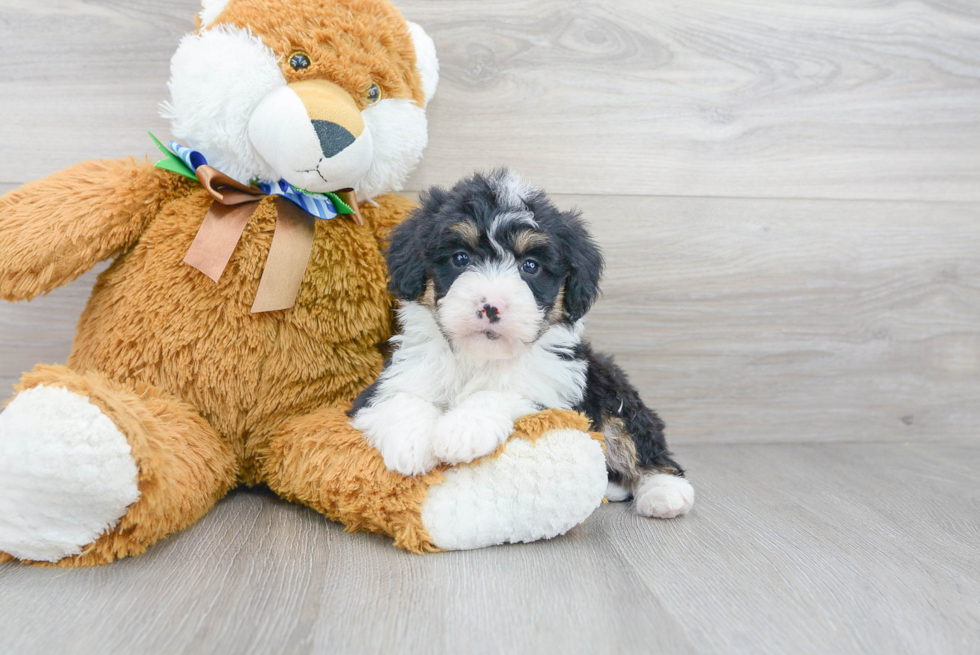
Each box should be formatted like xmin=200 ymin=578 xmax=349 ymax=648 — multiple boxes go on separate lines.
xmin=312 ymin=120 xmax=356 ymax=158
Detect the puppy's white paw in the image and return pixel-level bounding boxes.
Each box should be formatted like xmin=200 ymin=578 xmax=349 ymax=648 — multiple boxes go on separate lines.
xmin=380 ymin=436 xmax=440 ymax=477
xmin=432 ymin=408 xmax=514 ymax=465
xmin=634 ymin=473 xmax=695 ymax=519
xmin=350 ymin=395 xmax=440 ymax=476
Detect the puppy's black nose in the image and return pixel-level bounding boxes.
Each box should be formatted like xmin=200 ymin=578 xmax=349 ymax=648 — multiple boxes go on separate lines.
xmin=312 ymin=120 xmax=356 ymax=158
xmin=483 ymin=303 xmax=501 ymax=324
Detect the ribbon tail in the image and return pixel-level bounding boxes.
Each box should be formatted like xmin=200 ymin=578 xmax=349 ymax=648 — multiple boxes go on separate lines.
xmin=250 ymin=198 xmax=317 ymax=313
xmin=334 ymin=189 xmax=364 ymax=226
xmin=184 ymin=201 xmax=258 ymax=282
xmin=197 ymin=165 xmax=264 ymax=204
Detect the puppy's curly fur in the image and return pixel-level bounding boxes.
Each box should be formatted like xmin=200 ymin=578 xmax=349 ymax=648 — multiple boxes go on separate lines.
xmin=351 ymin=170 xmax=694 ymax=518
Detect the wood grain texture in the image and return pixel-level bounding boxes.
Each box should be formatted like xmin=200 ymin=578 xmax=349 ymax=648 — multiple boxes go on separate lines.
xmin=578 ymin=194 xmax=980 ymax=445
xmin=1 ymin=1 xmax=979 ymax=200
xmin=0 ymin=442 xmax=976 ymax=655
xmin=4 ymin=194 xmax=976 ymax=445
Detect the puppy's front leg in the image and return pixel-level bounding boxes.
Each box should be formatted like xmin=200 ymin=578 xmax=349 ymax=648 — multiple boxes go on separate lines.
xmin=431 ymin=391 xmax=539 ymax=465
xmin=350 ymin=393 xmax=442 ymax=476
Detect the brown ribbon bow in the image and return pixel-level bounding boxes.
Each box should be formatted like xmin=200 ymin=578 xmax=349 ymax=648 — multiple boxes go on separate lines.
xmin=182 ymin=165 xmax=362 ymax=313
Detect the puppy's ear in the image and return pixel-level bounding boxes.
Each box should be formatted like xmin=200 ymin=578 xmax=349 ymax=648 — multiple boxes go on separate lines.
xmin=559 ymin=210 xmax=604 ymax=322
xmin=386 ymin=187 xmax=446 ymax=300
xmin=386 ymin=214 xmax=428 ymax=300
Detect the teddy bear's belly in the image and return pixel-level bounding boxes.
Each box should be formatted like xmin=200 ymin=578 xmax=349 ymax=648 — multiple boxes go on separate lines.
xmin=67 ymin=193 xmax=391 ymax=441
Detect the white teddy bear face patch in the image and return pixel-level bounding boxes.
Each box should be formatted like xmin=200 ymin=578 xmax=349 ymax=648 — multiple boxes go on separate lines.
xmin=163 ymin=6 xmax=438 ymax=200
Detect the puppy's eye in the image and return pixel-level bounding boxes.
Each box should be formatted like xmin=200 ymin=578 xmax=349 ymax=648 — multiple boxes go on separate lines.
xmin=289 ymin=51 xmax=311 ymax=70
xmin=451 ymin=252 xmax=470 ymax=268
xmin=520 ymin=259 xmax=540 ymax=275
xmin=365 ymin=83 xmax=382 ymax=105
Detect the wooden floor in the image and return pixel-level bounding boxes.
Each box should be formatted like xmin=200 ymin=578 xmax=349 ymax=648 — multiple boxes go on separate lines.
xmin=1 ymin=443 xmax=977 ymax=655
xmin=1 ymin=1 xmax=978 ymax=654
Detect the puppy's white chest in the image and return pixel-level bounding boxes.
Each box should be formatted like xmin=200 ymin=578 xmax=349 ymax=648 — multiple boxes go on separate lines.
xmin=449 ymin=346 xmax=587 ymax=411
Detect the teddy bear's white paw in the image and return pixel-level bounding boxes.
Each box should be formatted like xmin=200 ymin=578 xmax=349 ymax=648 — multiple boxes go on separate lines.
xmin=634 ymin=473 xmax=695 ymax=519
xmin=0 ymin=385 xmax=140 ymax=562
xmin=421 ymin=428 xmax=607 ymax=550
xmin=430 ymin=406 xmax=514 ymax=466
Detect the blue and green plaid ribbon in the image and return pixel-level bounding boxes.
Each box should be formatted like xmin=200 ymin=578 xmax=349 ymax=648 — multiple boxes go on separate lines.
xmin=152 ymin=134 xmax=353 ymax=219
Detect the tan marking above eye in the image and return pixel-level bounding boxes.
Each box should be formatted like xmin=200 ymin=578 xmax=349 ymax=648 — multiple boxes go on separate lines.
xmin=513 ymin=229 xmax=549 ymax=255
xmin=448 ymin=220 xmax=479 ymax=248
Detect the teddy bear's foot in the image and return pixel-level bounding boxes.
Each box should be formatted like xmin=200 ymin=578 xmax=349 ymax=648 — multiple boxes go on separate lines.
xmin=1 ymin=364 xmax=238 ymax=567
xmin=420 ymin=426 xmax=608 ymax=550
xmin=260 ymin=406 xmax=607 ymax=553
xmin=0 ymin=385 xmax=140 ymax=562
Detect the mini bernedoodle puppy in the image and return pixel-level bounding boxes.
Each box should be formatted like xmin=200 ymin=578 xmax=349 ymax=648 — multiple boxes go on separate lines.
xmin=350 ymin=170 xmax=694 ymax=519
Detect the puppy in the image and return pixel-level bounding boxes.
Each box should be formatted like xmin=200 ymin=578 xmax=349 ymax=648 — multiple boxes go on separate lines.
xmin=350 ymin=170 xmax=694 ymax=518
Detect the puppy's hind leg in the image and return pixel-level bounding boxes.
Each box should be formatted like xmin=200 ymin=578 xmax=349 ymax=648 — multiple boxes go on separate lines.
xmin=580 ymin=349 xmax=694 ymax=518
xmin=633 ymin=470 xmax=694 ymax=519
xmin=603 ymin=417 xmax=695 ymax=518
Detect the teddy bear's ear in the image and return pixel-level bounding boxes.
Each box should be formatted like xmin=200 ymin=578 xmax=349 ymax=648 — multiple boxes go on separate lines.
xmin=199 ymin=0 xmax=231 ymax=28
xmin=407 ymin=22 xmax=439 ymax=105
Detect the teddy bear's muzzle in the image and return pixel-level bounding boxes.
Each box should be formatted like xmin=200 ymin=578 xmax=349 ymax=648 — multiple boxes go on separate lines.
xmin=248 ymin=79 xmax=373 ymax=193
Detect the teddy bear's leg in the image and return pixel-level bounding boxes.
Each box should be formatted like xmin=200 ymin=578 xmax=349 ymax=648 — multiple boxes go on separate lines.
xmin=257 ymin=406 xmax=607 ymax=552
xmin=0 ymin=365 xmax=237 ymax=567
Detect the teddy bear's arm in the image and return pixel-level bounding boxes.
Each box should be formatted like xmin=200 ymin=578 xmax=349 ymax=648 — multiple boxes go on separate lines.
xmin=0 ymin=157 xmax=185 ymax=301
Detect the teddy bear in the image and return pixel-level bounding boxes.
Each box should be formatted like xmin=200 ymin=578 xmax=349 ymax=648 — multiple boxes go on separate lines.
xmin=0 ymin=0 xmax=608 ymax=566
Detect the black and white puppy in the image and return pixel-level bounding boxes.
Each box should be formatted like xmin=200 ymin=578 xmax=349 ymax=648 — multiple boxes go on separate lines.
xmin=350 ymin=170 xmax=694 ymax=519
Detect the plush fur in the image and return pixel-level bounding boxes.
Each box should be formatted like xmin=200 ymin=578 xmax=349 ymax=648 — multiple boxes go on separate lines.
xmin=351 ymin=170 xmax=694 ymax=517
xmin=170 ymin=0 xmax=434 ymax=199
xmin=267 ymin=406 xmax=604 ymax=553
xmin=1 ymin=364 xmax=238 ymax=566
xmin=164 ymin=25 xmax=287 ymax=186
xmin=0 ymin=385 xmax=140 ymax=562
xmin=0 ymin=0 xmax=608 ymax=566
xmin=422 ymin=425 xmax=607 ymax=550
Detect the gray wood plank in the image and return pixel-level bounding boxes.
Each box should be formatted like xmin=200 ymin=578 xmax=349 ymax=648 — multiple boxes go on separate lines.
xmin=578 ymin=194 xmax=980 ymax=445
xmin=0 ymin=442 xmax=976 ymax=655
xmin=1 ymin=1 xmax=979 ymax=200
xmin=590 ymin=442 xmax=980 ymax=655
xmin=3 ymin=194 xmax=976 ymax=445
xmin=0 ymin=0 xmax=194 ymax=178
xmin=0 ymin=492 xmax=698 ymax=655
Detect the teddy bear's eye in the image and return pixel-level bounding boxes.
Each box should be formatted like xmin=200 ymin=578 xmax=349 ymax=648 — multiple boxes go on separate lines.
xmin=365 ymin=83 xmax=381 ymax=105
xmin=289 ymin=51 xmax=311 ymax=70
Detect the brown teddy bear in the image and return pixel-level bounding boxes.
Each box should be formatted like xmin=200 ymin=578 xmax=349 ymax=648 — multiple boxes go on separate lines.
xmin=0 ymin=0 xmax=608 ymax=566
